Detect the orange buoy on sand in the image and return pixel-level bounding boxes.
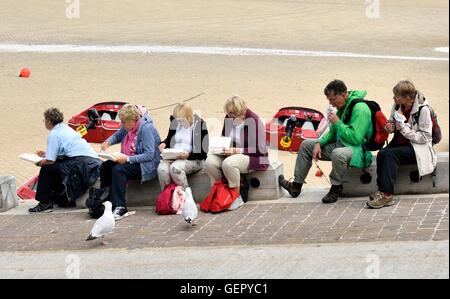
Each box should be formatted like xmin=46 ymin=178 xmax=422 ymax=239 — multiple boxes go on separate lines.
xmin=19 ymin=68 xmax=31 ymax=78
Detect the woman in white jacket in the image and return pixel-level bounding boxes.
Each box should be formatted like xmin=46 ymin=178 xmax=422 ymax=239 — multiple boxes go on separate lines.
xmin=367 ymin=80 xmax=437 ymax=209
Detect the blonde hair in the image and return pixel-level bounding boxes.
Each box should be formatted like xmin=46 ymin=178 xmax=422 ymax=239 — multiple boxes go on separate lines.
xmin=224 ymin=95 xmax=247 ymax=117
xmin=173 ymin=102 xmax=194 ymax=125
xmin=393 ymin=80 xmax=417 ymax=99
xmin=118 ymin=104 xmax=141 ymax=122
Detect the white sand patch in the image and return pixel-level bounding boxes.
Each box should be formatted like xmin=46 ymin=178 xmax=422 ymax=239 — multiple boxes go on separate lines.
xmin=0 ymin=43 xmax=448 ymax=62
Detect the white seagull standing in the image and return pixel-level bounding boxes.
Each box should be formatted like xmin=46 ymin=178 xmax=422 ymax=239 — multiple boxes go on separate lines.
xmin=182 ymin=187 xmax=198 ymax=225
xmin=86 ymin=201 xmax=115 ymax=245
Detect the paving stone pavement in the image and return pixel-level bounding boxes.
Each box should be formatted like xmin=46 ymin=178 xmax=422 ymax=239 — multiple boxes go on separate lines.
xmin=0 ymin=195 xmax=448 ymax=252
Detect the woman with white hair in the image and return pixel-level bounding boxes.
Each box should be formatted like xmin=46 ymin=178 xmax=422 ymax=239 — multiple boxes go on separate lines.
xmin=204 ymin=95 xmax=269 ymax=210
xmin=100 ymin=104 xmax=161 ymax=220
xmin=158 ymin=102 xmax=209 ymax=190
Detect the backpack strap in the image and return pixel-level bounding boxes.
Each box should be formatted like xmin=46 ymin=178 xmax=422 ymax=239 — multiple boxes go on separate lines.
xmin=342 ymin=98 xmax=365 ymax=124
xmin=413 ymin=104 xmax=433 ymax=126
xmin=432 ymin=167 xmax=437 ymax=188
xmin=413 ymin=105 xmax=424 ymax=125
xmin=362 ymin=144 xmax=368 ymax=170
xmin=342 ymin=99 xmax=371 ymax=170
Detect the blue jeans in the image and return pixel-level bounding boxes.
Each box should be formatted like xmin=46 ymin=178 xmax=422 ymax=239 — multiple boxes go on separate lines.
xmin=100 ymin=161 xmax=142 ymax=208
xmin=376 ymin=143 xmax=416 ymax=194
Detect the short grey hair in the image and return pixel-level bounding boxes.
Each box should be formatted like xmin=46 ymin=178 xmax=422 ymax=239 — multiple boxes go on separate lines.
xmin=118 ymin=104 xmax=141 ymax=122
xmin=44 ymin=108 xmax=64 ymax=126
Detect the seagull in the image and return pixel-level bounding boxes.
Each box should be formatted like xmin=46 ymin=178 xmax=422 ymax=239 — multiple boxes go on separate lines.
xmin=86 ymin=201 xmax=115 ymax=245
xmin=182 ymin=187 xmax=198 ymax=225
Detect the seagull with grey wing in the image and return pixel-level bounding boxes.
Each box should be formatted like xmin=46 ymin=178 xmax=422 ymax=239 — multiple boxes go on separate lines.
xmin=86 ymin=201 xmax=115 ymax=245
xmin=182 ymin=187 xmax=198 ymax=225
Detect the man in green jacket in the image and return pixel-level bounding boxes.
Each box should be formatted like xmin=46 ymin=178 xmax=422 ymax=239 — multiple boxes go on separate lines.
xmin=279 ymin=80 xmax=373 ymax=203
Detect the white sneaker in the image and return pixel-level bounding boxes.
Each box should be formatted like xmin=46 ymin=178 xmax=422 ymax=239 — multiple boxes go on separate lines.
xmin=228 ymin=196 xmax=244 ymax=211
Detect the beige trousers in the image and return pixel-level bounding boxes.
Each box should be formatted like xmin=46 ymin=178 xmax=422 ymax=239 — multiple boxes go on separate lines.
xmin=204 ymin=154 xmax=251 ymax=188
xmin=157 ymin=159 xmax=204 ymax=190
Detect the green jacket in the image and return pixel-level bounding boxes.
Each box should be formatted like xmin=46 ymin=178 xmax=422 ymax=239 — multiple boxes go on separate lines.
xmin=319 ymin=90 xmax=373 ymax=169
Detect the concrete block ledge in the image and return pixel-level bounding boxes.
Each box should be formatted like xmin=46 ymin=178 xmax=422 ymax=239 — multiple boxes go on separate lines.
xmin=125 ymin=161 xmax=284 ymax=207
xmin=341 ymin=152 xmax=448 ymax=197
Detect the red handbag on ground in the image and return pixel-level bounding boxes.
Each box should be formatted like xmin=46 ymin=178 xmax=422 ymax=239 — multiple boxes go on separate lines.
xmin=200 ymin=181 xmax=239 ymax=213
xmin=155 ymin=183 xmax=178 ymax=215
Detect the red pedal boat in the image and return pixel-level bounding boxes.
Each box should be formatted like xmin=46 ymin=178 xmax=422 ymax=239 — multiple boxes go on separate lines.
xmin=265 ymin=106 xmax=328 ymax=152
xmin=68 ymin=101 xmax=127 ymax=143
xmin=16 ymin=174 xmax=39 ymax=200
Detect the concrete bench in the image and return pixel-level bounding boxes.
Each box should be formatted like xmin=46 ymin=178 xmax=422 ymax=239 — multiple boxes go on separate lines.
xmin=77 ymin=161 xmax=284 ymax=208
xmin=341 ymin=152 xmax=449 ymax=197
xmin=125 ymin=161 xmax=284 ymax=207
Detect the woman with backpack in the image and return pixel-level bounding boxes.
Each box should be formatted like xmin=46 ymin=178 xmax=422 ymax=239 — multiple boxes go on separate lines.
xmin=367 ymin=80 xmax=438 ymax=209
xmin=157 ymin=102 xmax=209 ymax=190
xmin=204 ymin=95 xmax=270 ymax=211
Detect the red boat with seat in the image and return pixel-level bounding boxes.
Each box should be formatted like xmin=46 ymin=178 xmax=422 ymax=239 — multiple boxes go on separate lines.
xmin=68 ymin=101 xmax=127 ymax=143
xmin=265 ymin=106 xmax=328 ymax=152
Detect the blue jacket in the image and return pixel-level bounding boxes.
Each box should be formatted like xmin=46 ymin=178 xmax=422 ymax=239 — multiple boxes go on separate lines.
xmin=106 ymin=114 xmax=161 ymax=182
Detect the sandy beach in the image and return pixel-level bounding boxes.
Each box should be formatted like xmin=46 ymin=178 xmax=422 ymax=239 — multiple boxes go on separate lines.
xmin=0 ymin=0 xmax=448 ymax=186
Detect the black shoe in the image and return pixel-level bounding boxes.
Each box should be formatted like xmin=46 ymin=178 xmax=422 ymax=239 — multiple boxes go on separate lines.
xmin=278 ymin=175 xmax=302 ymax=198
xmin=28 ymin=202 xmax=53 ymax=213
xmin=240 ymin=176 xmax=250 ymax=203
xmin=322 ymin=185 xmax=343 ymax=204
xmin=112 ymin=206 xmax=128 ymax=220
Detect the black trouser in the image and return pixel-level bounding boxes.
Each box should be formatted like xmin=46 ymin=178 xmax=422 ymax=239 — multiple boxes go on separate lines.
xmin=36 ymin=163 xmax=65 ymax=204
xmin=100 ymin=161 xmax=142 ymax=208
xmin=376 ymin=143 xmax=416 ymax=194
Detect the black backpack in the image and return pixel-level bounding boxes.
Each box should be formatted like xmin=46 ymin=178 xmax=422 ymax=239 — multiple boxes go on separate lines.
xmin=85 ymin=187 xmax=110 ymax=219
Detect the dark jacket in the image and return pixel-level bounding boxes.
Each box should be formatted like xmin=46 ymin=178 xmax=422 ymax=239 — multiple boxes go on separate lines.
xmin=59 ymin=156 xmax=102 ymax=204
xmin=222 ymin=109 xmax=270 ymax=171
xmin=161 ymin=114 xmax=209 ymax=161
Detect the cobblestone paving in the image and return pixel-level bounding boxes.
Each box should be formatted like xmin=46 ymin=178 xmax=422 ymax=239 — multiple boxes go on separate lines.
xmin=0 ymin=196 xmax=448 ymax=252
